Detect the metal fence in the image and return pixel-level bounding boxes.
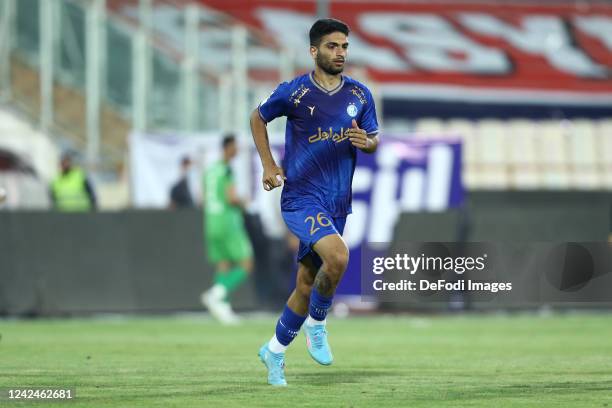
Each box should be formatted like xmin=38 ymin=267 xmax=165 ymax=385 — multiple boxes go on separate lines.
xmin=0 ymin=0 xmax=292 ymax=172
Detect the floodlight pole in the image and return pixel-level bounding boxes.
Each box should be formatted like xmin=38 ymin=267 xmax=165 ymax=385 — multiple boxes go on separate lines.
xmin=182 ymin=4 xmax=199 ymax=133
xmin=86 ymin=0 xmax=104 ymax=168
xmin=219 ymin=74 xmax=232 ymax=133
xmin=133 ymin=0 xmax=151 ymax=133
xmin=231 ymin=25 xmax=248 ymax=134
xmin=39 ymin=0 xmax=54 ymax=132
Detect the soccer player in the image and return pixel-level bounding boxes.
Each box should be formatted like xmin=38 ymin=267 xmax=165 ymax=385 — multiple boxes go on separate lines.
xmin=250 ymin=19 xmax=379 ymax=386
xmin=201 ymin=135 xmax=254 ymax=325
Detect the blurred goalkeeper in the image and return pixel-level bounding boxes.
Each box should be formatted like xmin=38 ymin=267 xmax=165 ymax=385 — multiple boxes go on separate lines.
xmin=250 ymin=18 xmax=379 ymax=386
xmin=201 ymin=134 xmax=253 ymax=325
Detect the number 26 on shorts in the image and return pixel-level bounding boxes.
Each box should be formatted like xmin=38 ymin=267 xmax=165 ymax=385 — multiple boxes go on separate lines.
xmin=304 ymin=212 xmax=332 ymax=236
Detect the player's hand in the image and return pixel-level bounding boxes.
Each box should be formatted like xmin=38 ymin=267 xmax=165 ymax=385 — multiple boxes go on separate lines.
xmin=348 ymin=119 xmax=370 ymax=150
xmin=262 ymin=164 xmax=286 ymax=191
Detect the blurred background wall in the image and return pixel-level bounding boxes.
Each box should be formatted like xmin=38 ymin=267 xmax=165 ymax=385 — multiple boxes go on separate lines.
xmin=0 ymin=0 xmax=611 ymax=315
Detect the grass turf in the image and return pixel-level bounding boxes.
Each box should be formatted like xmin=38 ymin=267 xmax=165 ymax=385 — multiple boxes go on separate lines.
xmin=1 ymin=313 xmax=611 ymax=407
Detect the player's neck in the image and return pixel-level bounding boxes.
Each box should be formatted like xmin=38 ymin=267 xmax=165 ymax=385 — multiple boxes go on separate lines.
xmin=312 ymin=68 xmax=342 ymax=91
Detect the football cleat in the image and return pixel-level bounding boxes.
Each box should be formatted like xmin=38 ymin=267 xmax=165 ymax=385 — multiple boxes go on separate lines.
xmin=304 ymin=324 xmax=333 ymax=365
xmin=201 ymin=290 xmax=239 ymax=325
xmin=258 ymin=343 xmax=287 ymax=386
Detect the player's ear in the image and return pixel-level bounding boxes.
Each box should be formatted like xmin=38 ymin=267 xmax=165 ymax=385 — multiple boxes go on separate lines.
xmin=309 ymin=45 xmax=318 ymax=60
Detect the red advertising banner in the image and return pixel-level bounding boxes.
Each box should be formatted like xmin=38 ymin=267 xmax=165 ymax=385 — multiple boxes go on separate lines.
xmin=199 ymin=0 xmax=612 ymax=101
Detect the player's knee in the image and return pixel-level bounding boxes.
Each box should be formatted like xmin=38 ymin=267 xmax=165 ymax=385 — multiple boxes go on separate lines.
xmin=240 ymin=258 xmax=253 ymax=274
xmin=323 ymin=250 xmax=349 ymax=278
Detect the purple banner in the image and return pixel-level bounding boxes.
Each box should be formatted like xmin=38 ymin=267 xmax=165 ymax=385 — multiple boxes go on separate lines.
xmin=338 ymin=136 xmax=464 ymax=295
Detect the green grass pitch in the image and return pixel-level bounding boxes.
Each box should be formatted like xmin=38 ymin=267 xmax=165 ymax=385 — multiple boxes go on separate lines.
xmin=1 ymin=313 xmax=611 ymax=407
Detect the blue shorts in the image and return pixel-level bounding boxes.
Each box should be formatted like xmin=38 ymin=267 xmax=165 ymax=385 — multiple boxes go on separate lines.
xmin=282 ymin=207 xmax=346 ymax=268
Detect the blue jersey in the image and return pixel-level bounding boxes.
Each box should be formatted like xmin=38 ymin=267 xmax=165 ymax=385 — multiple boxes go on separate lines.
xmin=258 ymin=72 xmax=379 ymax=217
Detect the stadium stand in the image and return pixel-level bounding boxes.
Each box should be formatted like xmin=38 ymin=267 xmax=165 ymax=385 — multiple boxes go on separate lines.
xmin=506 ymin=119 xmax=540 ymax=189
xmin=404 ymin=117 xmax=612 ymax=191
xmin=2 ymin=0 xmax=611 ymax=202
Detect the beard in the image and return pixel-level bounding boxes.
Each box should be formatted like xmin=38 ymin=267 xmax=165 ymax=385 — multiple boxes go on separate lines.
xmin=316 ymin=53 xmax=344 ymax=75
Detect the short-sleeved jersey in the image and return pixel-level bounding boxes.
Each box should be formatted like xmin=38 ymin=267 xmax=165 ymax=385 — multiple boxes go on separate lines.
xmin=258 ymin=72 xmax=379 ymax=216
xmin=203 ymin=161 xmax=242 ymax=236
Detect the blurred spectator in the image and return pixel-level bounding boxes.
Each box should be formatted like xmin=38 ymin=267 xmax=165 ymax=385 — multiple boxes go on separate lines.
xmin=169 ymin=156 xmax=194 ymax=209
xmin=51 ymin=153 xmax=97 ymax=211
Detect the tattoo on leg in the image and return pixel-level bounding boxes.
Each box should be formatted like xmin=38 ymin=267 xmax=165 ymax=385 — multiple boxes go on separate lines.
xmin=314 ymin=270 xmax=333 ymax=297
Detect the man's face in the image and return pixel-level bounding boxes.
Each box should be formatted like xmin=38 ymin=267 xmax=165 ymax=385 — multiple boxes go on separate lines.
xmin=311 ymin=31 xmax=349 ymax=75
xmin=225 ymin=142 xmax=237 ymax=160
xmin=181 ymin=158 xmax=192 ymax=173
xmin=60 ymin=157 xmax=71 ymax=173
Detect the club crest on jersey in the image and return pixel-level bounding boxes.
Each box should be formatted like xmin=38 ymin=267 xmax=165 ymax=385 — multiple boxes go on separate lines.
xmin=346 ymin=103 xmax=358 ymax=118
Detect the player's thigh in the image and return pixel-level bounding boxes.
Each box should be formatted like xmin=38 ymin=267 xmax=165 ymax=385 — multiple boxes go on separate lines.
xmin=206 ymin=234 xmax=227 ymax=264
xmin=227 ymin=229 xmax=253 ymax=263
xmin=282 ymin=208 xmax=340 ymax=249
xmin=312 ymin=233 xmax=349 ymax=275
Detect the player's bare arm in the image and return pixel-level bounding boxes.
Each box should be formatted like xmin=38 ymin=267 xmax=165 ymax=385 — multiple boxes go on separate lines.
xmin=249 ymin=109 xmax=286 ymax=191
xmin=226 ymin=185 xmax=244 ymax=209
xmin=347 ymin=119 xmax=379 ymax=153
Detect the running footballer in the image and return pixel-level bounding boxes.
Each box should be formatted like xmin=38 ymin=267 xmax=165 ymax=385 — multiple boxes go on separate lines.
xmin=250 ymin=18 xmax=379 ymax=386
